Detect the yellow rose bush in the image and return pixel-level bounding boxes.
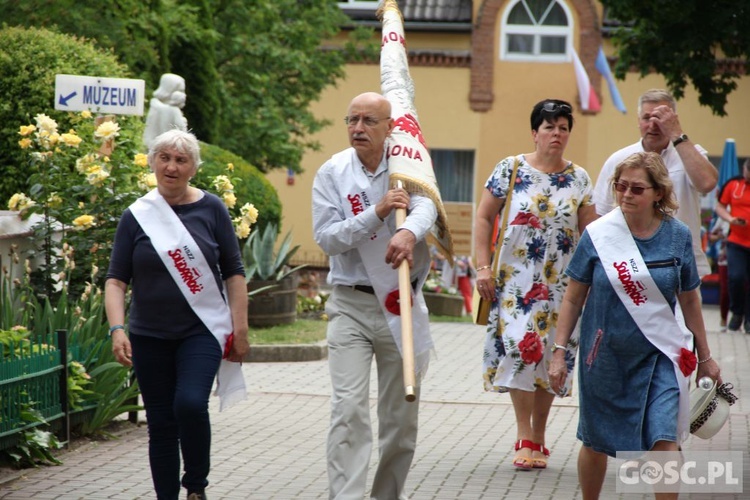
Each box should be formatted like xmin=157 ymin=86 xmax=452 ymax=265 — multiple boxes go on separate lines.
xmin=209 ymin=163 xmax=259 ymax=239
xmin=9 ymin=112 xmax=260 ymax=299
xmin=8 ymin=112 xmax=145 ymax=298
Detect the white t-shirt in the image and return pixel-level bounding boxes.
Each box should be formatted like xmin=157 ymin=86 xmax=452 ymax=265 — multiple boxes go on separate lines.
xmin=592 ymin=140 xmax=711 ymax=277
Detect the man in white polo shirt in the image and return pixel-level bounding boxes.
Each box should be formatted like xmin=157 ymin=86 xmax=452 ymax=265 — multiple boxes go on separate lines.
xmin=593 ymin=88 xmax=718 ymax=279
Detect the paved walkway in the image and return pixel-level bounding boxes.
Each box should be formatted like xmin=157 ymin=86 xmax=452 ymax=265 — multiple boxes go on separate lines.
xmin=0 ymin=305 xmax=747 ymax=499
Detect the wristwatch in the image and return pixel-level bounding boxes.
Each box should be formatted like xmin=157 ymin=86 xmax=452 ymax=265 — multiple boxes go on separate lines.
xmin=551 ymin=343 xmax=567 ymax=353
xmin=672 ymin=133 xmax=688 ymax=147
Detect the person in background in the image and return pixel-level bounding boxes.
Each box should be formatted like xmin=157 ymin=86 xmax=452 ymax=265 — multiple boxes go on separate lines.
xmin=106 ymin=130 xmax=249 ymax=500
xmin=707 ymin=217 xmax=730 ymax=330
xmin=312 ymin=92 xmax=437 ymax=499
xmin=454 ymin=255 xmax=475 ymax=315
xmin=592 ymin=88 xmax=718 ymax=279
xmin=438 ymin=254 xmax=475 ymax=315
xmin=714 ymin=158 xmax=750 ymax=333
xmin=549 ymin=152 xmax=720 ymax=500
xmin=474 ymin=99 xmax=597 ymax=470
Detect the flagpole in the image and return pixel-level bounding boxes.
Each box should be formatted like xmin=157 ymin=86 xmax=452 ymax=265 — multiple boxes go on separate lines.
xmin=396 ymin=180 xmax=417 ymax=402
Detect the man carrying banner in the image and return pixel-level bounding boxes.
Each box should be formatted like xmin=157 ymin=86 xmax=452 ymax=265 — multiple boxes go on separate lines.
xmin=312 ymin=2 xmax=451 ymax=498
xmin=313 ymin=91 xmax=434 ymax=499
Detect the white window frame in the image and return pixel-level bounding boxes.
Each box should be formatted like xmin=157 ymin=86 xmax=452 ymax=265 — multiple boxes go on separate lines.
xmin=500 ymin=0 xmax=573 ymax=63
xmin=337 ymin=0 xmax=380 ymax=8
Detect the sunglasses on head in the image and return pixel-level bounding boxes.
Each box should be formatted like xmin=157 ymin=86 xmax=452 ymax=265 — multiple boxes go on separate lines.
xmin=542 ymin=102 xmax=572 ymax=114
xmin=613 ymin=182 xmax=654 ymax=196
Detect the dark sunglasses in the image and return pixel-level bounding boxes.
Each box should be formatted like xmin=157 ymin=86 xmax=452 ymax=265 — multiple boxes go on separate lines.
xmin=614 ymin=182 xmax=654 ymax=196
xmin=542 ymin=102 xmax=572 ymax=114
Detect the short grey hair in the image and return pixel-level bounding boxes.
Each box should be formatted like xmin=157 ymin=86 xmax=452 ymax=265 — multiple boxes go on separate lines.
xmin=638 ymin=89 xmax=677 ymax=115
xmin=147 ymin=129 xmax=202 ymax=172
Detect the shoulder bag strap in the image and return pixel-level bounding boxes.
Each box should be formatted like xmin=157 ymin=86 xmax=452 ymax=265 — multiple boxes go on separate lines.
xmin=490 ymin=156 xmax=520 ymax=278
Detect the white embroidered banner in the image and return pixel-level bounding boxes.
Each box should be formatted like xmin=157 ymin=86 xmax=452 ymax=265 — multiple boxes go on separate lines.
xmin=379 ymin=0 xmax=453 ymax=260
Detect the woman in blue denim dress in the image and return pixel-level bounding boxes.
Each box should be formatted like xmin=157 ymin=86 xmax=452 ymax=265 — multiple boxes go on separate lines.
xmin=548 ymin=152 xmax=721 ymax=499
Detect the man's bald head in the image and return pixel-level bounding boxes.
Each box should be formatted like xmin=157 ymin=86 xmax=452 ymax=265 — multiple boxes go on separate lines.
xmin=348 ymin=92 xmax=392 ymax=116
xmin=345 ymin=92 xmax=394 ymax=171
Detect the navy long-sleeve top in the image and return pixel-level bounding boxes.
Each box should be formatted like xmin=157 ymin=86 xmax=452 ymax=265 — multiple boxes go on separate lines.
xmin=106 ymin=191 xmax=244 ymax=340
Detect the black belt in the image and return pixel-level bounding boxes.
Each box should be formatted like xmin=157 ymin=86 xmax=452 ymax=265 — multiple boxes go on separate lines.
xmin=353 ymin=279 xmax=418 ymax=295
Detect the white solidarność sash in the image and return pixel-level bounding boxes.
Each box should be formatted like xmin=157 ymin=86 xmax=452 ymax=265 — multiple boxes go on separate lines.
xmin=588 ymin=208 xmax=691 ymax=442
xmin=130 ymin=189 xmax=246 ymax=411
xmin=341 ymin=170 xmax=433 ymax=380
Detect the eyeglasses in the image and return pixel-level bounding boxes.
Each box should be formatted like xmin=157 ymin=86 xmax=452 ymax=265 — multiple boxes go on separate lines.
xmin=542 ymin=102 xmax=572 ymax=114
xmin=344 ymin=115 xmax=389 ymax=127
xmin=613 ymin=182 xmax=655 ymax=195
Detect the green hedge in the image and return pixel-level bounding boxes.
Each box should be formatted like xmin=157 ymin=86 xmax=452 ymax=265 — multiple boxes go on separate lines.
xmin=194 ymin=142 xmax=282 ymax=232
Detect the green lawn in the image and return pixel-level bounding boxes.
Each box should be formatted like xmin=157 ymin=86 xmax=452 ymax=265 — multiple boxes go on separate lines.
xmin=249 ymin=313 xmax=472 ymax=344
xmin=248 ymin=319 xmax=327 ymax=344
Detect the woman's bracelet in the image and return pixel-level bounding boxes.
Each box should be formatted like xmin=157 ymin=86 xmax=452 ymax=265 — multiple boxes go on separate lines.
xmin=475 ymin=265 xmax=491 ymax=272
xmin=697 ymin=355 xmax=712 ymax=364
xmin=109 ymin=324 xmax=125 ymax=335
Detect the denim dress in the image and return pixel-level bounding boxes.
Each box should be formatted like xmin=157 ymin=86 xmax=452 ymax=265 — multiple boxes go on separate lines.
xmin=565 ymin=217 xmax=699 ymax=456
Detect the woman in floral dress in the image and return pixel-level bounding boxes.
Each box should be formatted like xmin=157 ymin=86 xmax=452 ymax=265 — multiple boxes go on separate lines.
xmin=474 ymin=99 xmax=597 ymax=470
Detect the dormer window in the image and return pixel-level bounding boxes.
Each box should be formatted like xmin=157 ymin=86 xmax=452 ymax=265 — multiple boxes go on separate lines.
xmin=501 ymin=0 xmax=572 ymax=63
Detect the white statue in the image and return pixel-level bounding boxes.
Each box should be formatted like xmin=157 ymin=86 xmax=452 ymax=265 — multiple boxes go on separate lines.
xmin=143 ymin=73 xmax=188 ymax=149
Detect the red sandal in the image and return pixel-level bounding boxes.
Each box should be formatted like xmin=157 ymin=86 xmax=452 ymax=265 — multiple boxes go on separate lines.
xmin=531 ymin=442 xmax=550 ymax=469
xmin=513 ymin=439 xmax=535 ymax=470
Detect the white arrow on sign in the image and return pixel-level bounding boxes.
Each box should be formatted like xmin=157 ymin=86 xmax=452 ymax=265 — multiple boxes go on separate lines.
xmin=55 ymin=74 xmax=145 ymax=116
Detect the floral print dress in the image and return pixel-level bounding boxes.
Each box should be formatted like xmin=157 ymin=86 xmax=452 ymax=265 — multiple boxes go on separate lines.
xmin=482 ymin=155 xmax=593 ymax=395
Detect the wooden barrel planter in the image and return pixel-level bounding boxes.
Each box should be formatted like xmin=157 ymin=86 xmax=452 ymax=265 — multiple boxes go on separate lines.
xmin=423 ymin=292 xmax=464 ymax=317
xmin=247 ymin=274 xmax=298 ymax=327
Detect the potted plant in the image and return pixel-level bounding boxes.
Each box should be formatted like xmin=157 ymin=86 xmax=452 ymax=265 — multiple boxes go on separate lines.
xmin=422 ymin=271 xmax=464 ymax=317
xmin=243 ymin=223 xmax=307 ymax=326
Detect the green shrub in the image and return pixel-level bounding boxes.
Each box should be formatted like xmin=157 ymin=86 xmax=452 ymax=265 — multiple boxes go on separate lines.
xmin=194 ymin=141 xmax=282 ymax=233
xmin=0 ymin=26 xmax=144 ymax=203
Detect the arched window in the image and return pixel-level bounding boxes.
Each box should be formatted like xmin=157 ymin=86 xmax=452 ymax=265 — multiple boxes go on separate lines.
xmin=500 ymin=0 xmax=573 ymax=63
xmin=337 ymin=0 xmax=379 ymax=8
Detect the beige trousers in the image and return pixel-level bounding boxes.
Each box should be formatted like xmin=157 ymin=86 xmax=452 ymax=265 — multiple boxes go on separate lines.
xmin=326 ymin=286 xmax=419 ymax=500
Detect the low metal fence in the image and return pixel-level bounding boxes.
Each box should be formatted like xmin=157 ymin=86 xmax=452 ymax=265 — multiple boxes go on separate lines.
xmin=0 ymin=329 xmax=100 ymax=451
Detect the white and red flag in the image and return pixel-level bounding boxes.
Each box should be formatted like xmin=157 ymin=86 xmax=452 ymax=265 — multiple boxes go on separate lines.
xmin=572 ymin=47 xmax=602 ymax=113
xmin=378 ymin=0 xmax=454 ymax=260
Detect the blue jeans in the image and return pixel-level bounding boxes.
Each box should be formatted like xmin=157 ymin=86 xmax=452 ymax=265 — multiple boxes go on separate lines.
xmin=130 ymin=332 xmax=221 ymax=500
xmin=725 ymin=242 xmax=750 ymax=318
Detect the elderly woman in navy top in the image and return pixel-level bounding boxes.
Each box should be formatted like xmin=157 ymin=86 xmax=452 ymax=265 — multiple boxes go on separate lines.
xmin=105 ymin=129 xmax=249 ymax=500
xmin=548 ymin=152 xmax=720 ymax=500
